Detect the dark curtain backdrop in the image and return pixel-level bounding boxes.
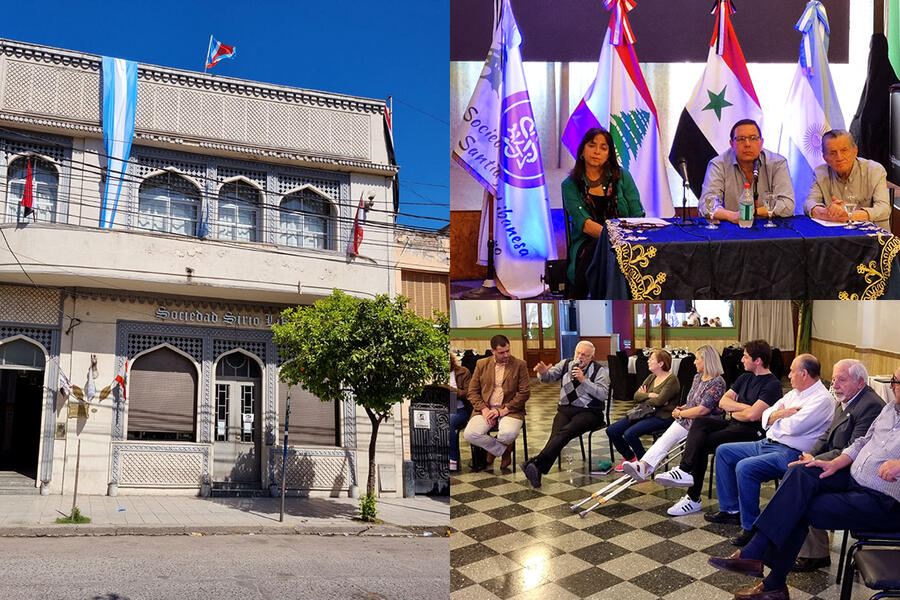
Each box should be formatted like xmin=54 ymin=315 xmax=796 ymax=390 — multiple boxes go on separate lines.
xmin=450 ymin=0 xmax=850 ymax=64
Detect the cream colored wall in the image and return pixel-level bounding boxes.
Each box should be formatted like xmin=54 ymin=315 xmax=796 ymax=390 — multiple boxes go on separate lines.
xmin=46 ymin=294 xmax=405 ymax=497
xmin=642 ymin=336 xmax=741 ymax=355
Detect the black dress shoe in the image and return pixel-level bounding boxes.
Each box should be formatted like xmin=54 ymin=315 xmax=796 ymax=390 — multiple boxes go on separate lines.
xmin=523 ymin=461 xmax=542 ymax=488
xmin=791 ymin=556 xmax=831 ymax=572
xmin=704 ymin=510 xmax=741 ymax=525
xmin=734 ymin=582 xmax=789 ymax=600
xmin=731 ymin=528 xmax=754 ymax=546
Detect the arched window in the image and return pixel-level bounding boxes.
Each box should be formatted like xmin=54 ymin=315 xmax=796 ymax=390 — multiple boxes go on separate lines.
xmin=217 ymin=180 xmax=260 ymax=242
xmin=279 ymin=189 xmax=333 ymax=250
xmin=5 ymin=156 xmax=58 ymax=223
xmin=137 ymin=172 xmax=201 ymax=236
xmin=127 ymin=346 xmax=198 ymax=441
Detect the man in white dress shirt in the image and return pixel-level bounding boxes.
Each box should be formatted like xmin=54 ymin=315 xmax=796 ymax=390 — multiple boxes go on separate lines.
xmin=704 ymin=354 xmax=835 ymax=546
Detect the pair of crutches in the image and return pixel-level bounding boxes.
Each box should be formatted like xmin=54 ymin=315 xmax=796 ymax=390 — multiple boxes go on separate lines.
xmin=571 ymin=439 xmax=687 ymax=518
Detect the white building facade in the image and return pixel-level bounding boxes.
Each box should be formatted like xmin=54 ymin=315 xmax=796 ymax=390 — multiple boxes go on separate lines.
xmin=0 ymin=39 xmax=413 ymax=497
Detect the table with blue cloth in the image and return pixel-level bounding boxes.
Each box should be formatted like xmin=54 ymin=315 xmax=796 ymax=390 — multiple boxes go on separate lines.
xmin=586 ymin=216 xmax=900 ymax=299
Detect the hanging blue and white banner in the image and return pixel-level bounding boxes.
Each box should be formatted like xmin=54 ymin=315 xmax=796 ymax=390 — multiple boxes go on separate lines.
xmin=100 ymin=56 xmax=138 ymax=229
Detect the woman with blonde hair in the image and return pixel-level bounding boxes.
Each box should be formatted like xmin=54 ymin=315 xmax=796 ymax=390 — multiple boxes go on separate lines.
xmin=622 ymin=345 xmax=726 ymax=514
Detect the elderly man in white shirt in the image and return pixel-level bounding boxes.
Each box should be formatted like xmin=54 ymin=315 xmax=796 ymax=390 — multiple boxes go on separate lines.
xmin=704 ymin=354 xmax=835 ymax=547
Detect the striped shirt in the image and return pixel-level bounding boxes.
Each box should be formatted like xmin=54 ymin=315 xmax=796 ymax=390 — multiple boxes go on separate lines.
xmin=844 ymin=402 xmax=900 ymax=503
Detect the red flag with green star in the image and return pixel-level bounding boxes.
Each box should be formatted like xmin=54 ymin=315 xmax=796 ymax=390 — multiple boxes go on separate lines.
xmin=668 ymin=0 xmax=762 ymax=199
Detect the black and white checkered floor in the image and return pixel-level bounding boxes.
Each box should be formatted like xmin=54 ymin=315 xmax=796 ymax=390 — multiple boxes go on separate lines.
xmin=450 ymin=378 xmax=879 ymax=600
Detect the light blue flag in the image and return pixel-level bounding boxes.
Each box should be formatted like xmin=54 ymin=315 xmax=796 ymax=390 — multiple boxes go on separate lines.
xmin=101 ymin=57 xmax=138 ymax=229
xmin=777 ymin=1 xmax=844 ymax=212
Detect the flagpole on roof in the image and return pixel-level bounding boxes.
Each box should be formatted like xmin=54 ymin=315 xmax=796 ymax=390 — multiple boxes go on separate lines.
xmin=204 ymin=34 xmax=213 ymax=74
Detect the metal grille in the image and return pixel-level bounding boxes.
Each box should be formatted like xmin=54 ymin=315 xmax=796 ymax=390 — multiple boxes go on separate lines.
xmin=0 ymin=326 xmax=53 ymax=351
xmin=217 ymin=167 xmax=266 ymax=189
xmin=410 ymin=390 xmax=450 ymax=494
xmin=1 ymin=137 xmax=67 ymax=163
xmin=276 ymin=174 xmax=340 ymax=199
xmin=0 ymin=285 xmax=60 ymax=325
xmin=213 ymin=340 xmax=266 ymax=362
xmin=127 ymin=334 xmax=203 ymax=363
xmin=134 ymin=155 xmax=206 ymax=180
xmin=215 ymin=384 xmax=228 ymax=441
xmin=241 ymin=384 xmax=255 ymax=443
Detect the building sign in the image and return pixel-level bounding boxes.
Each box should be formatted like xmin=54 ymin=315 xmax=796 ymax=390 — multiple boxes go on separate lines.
xmin=155 ymin=306 xmax=285 ymax=328
xmin=413 ymin=410 xmax=431 ymax=429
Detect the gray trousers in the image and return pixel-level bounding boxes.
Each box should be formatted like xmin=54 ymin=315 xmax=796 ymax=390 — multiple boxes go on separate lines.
xmin=798 ymin=526 xmax=830 ymax=559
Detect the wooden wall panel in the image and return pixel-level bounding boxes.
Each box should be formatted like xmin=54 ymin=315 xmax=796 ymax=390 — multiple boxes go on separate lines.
xmin=811 ymin=338 xmax=900 ymax=380
xmin=450 ymin=211 xmax=487 ymax=281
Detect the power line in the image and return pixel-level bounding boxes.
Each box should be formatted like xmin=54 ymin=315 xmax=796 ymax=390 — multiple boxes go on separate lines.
xmin=393 ymin=98 xmax=449 ymax=125
xmin=0 ymin=127 xmax=449 ymax=224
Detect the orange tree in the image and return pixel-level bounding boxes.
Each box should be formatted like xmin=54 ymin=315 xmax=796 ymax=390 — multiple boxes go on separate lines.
xmin=272 ymin=290 xmax=447 ymax=512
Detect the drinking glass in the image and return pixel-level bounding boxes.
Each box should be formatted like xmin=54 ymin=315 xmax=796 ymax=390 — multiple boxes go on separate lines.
xmin=763 ymin=192 xmax=777 ymax=228
xmin=704 ymin=196 xmax=721 ymax=229
xmin=844 ymin=193 xmax=858 ymax=229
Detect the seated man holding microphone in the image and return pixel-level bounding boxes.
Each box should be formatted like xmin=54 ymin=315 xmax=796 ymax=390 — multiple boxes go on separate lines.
xmin=804 ymin=129 xmax=890 ymax=230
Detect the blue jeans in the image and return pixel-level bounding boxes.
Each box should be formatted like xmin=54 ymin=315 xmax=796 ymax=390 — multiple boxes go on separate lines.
xmin=450 ymin=410 xmax=470 ymax=463
xmin=715 ymin=438 xmax=799 ymax=530
xmin=606 ymin=414 xmax=674 ymax=461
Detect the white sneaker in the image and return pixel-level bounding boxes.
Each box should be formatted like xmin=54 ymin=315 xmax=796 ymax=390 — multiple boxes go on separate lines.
xmin=622 ymin=460 xmax=651 ymax=482
xmin=667 ymin=494 xmax=702 ymax=516
xmin=654 ymin=466 xmax=694 ymax=488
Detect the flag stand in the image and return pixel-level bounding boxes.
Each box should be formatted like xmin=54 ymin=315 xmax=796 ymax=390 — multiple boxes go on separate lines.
xmin=463 ymin=195 xmax=508 ymax=299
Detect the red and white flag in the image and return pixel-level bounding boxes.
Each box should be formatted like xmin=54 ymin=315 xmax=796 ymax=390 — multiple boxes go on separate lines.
xmin=668 ymin=1 xmax=762 ymax=198
xmin=115 ymin=360 xmax=128 ymax=402
xmin=348 ymin=195 xmax=366 ymax=256
xmin=21 ymin=156 xmax=34 ymax=218
xmin=561 ymin=0 xmax=674 ymax=217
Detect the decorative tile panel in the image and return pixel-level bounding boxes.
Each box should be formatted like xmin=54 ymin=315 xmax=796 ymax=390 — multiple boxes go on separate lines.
xmin=112 ymin=443 xmax=210 ymax=487
xmin=0 ymin=285 xmax=60 ymax=325
xmin=271 ymin=447 xmax=356 ymax=490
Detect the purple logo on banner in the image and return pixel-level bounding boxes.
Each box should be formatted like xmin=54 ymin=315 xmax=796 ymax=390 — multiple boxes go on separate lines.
xmin=500 ymin=91 xmax=546 ymax=189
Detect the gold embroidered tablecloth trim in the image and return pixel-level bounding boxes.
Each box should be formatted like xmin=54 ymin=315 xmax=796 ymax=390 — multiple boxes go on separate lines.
xmin=838 ymin=232 xmax=900 ymax=300
xmin=608 ymin=221 xmax=666 ymax=300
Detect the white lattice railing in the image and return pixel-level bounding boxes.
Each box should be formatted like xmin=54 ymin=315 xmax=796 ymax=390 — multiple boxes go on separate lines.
xmin=112 ymin=442 xmax=211 ymax=488
xmin=270 ymin=448 xmax=353 ymax=491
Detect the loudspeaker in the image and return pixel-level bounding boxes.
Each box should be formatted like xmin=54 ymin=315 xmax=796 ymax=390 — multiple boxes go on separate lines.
xmin=542 ymin=259 xmax=568 ymax=295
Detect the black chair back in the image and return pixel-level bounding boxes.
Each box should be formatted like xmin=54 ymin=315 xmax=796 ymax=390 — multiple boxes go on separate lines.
xmin=676 ymin=354 xmax=697 ymax=404
xmin=769 ymin=348 xmax=785 ymax=381
xmin=721 ymin=346 xmax=745 ymax=388
xmin=634 ymin=352 xmax=650 ymax=393
xmin=606 ymin=354 xmax=630 ymax=402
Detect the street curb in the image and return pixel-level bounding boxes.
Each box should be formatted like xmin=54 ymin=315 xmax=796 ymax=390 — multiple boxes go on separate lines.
xmin=0 ymin=522 xmax=448 ymax=538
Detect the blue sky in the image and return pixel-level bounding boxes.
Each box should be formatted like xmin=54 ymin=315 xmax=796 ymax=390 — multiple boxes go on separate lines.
xmin=1 ymin=0 xmax=448 ymax=230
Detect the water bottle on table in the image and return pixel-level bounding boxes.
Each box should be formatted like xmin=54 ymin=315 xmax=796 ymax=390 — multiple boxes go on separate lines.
xmin=739 ymin=183 xmax=754 ymax=228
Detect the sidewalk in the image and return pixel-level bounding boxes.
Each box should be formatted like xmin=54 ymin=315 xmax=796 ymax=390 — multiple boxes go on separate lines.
xmin=0 ymin=493 xmax=449 ymax=538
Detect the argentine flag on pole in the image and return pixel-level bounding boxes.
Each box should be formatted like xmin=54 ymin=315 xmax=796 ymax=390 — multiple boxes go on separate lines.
xmin=452 ymin=0 xmax=557 ymax=298
xmin=100 ymin=57 xmax=138 ymax=229
xmin=778 ymin=1 xmax=843 ymax=211
xmin=668 ymin=1 xmax=762 ymax=199
xmin=561 ymin=0 xmax=674 ymax=218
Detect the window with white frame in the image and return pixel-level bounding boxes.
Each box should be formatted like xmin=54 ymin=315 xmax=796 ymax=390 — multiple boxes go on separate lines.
xmin=279 ymin=189 xmax=333 ymax=250
xmin=5 ymin=156 xmax=58 ymax=223
xmin=216 ymin=180 xmax=260 ymax=242
xmin=137 ymin=172 xmax=201 ymax=236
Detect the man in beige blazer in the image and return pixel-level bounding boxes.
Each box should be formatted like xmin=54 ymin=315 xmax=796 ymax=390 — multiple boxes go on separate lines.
xmin=464 ymin=334 xmax=531 ymax=470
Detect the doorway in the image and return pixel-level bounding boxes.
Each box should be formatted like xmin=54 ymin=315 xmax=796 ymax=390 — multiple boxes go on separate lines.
xmin=0 ymin=339 xmax=46 ymax=480
xmin=212 ymin=351 xmax=262 ymax=485
xmin=521 ymin=301 xmax=559 ymax=370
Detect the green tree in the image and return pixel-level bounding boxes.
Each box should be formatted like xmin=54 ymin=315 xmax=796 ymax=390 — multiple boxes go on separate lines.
xmin=272 ymin=290 xmax=448 ymax=510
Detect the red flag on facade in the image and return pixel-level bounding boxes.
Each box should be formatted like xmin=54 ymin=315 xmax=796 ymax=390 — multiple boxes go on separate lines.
xmin=349 ymin=197 xmax=365 ymax=255
xmin=21 ymin=157 xmax=34 ymax=218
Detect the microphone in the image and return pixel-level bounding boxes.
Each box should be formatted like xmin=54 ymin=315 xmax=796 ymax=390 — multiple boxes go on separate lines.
xmin=676 ymin=158 xmax=690 ymax=188
xmin=752 ymin=158 xmax=760 ymax=205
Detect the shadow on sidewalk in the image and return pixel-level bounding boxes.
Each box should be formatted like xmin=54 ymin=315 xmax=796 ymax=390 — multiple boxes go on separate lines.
xmin=201 ymin=496 xmax=358 ymax=522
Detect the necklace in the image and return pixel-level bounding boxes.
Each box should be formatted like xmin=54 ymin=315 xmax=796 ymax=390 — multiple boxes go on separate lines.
xmin=585 ymin=173 xmax=604 ymax=189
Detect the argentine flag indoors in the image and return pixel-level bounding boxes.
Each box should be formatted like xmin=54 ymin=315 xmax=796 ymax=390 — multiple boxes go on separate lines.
xmin=778 ymin=1 xmax=844 ymax=210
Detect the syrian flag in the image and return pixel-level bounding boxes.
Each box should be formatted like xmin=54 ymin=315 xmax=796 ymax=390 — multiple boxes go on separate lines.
xmin=20 ymin=156 xmax=34 ymax=219
xmin=777 ymin=2 xmax=844 ymax=210
xmin=206 ymin=37 xmax=236 ymax=69
xmin=452 ymin=0 xmax=557 ymax=298
xmin=561 ymin=0 xmax=674 ymax=218
xmin=668 ymin=0 xmax=762 ymax=199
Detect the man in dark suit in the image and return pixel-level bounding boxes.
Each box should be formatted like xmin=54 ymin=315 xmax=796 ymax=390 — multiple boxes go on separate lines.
xmin=789 ymin=358 xmax=884 ymax=571
xmin=463 ymin=335 xmax=531 ymax=471
xmin=707 ymin=365 xmax=900 ymax=600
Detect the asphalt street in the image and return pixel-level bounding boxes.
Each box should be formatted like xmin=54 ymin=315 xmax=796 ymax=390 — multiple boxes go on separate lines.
xmin=0 ymin=534 xmax=448 ymax=600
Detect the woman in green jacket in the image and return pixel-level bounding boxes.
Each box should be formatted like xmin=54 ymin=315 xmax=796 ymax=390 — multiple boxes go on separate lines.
xmin=562 ymin=127 xmax=644 ymax=298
